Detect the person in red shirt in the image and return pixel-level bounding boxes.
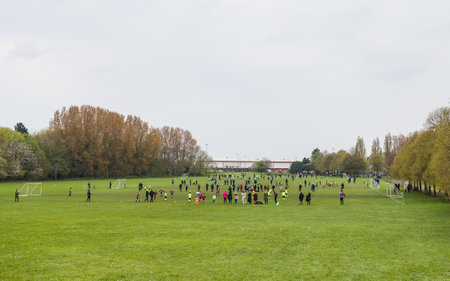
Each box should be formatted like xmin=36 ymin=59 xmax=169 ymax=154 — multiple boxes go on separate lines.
xmin=136 ymin=191 xmax=140 ymax=203
xmin=223 ymin=191 xmax=228 ymax=204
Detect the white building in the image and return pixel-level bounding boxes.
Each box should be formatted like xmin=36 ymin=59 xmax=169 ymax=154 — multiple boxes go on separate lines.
xmin=207 ymin=158 xmax=294 ymax=171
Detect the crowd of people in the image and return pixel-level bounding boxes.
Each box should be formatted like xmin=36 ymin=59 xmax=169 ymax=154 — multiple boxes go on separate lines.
xmin=16 ymin=172 xmax=351 ymax=206
xmin=125 ymin=173 xmax=348 ymax=206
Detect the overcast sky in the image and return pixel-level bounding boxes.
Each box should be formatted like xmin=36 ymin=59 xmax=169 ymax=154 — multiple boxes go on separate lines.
xmin=1 ymin=0 xmax=449 ymax=160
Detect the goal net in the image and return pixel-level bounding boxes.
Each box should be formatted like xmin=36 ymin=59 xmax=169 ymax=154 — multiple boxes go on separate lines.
xmin=19 ymin=182 xmax=42 ymax=197
xmin=385 ymin=183 xmax=404 ymax=199
xmin=369 ymin=178 xmax=380 ymax=189
xmin=111 ymin=179 xmax=126 ymax=189
xmin=368 ymin=180 xmax=404 ymax=205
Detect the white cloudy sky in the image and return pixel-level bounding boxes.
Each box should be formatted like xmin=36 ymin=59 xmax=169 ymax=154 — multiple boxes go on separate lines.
xmin=1 ymin=0 xmax=449 ymax=159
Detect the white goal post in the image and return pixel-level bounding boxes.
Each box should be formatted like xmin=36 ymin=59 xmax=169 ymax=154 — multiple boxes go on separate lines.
xmin=369 ymin=178 xmax=380 ymax=189
xmin=386 ymin=183 xmax=404 ymax=198
xmin=367 ymin=180 xmax=404 ymax=205
xmin=19 ymin=182 xmax=42 ymax=197
xmin=111 ymin=179 xmax=127 ymax=189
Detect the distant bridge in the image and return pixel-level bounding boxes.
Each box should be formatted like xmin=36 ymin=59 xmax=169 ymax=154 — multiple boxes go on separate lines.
xmin=206 ymin=158 xmax=295 ymax=171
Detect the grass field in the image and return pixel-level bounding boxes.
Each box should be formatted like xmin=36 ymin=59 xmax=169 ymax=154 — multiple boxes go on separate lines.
xmin=1 ymin=174 xmax=449 ymax=280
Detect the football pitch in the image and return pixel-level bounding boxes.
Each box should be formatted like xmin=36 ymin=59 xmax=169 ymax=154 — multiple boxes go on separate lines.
xmin=1 ymin=175 xmax=449 ymax=280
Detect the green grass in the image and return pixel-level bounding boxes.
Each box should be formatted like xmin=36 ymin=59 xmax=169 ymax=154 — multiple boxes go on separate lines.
xmin=1 ymin=175 xmax=449 ymax=280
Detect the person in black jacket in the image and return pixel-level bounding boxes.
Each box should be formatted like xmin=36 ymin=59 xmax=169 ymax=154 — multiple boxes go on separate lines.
xmin=306 ymin=192 xmax=311 ymax=205
xmin=86 ymin=188 xmax=91 ymax=202
xmin=149 ymin=189 xmax=154 ymax=202
xmin=247 ymin=191 xmax=252 ymax=204
xmin=274 ymin=191 xmax=278 ymax=205
xmin=253 ymin=192 xmax=258 ymax=204
xmin=299 ymin=191 xmax=304 ymax=205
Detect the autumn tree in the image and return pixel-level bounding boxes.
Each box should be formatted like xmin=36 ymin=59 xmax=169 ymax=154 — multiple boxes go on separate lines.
xmin=371 ymin=138 xmax=382 ymax=155
xmin=426 ymin=107 xmax=449 ymax=196
xmin=190 ymin=150 xmax=212 ymax=175
xmin=36 ymin=129 xmax=69 ymax=179
xmin=384 ymin=133 xmax=395 ymax=168
xmin=391 ymin=106 xmax=449 ymax=197
xmin=354 ymin=136 xmax=366 ymax=157
xmin=342 ymin=153 xmax=368 ymax=175
xmin=310 ymin=148 xmax=321 ymax=170
xmin=158 ymin=126 xmax=201 ymax=176
xmin=369 ymin=137 xmax=384 ymax=173
xmin=369 ymin=154 xmax=384 ymax=173
xmin=49 ymin=105 xmax=160 ymax=178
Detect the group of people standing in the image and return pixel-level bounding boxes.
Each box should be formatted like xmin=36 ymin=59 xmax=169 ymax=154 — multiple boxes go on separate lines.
xmin=58 ymin=174 xmax=347 ymax=206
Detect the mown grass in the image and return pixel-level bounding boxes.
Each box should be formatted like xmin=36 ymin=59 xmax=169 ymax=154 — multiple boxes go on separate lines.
xmin=1 ymin=175 xmax=449 ymax=280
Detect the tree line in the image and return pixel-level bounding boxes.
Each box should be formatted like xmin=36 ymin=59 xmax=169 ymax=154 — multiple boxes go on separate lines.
xmin=289 ymin=106 xmax=449 ymax=197
xmin=390 ymin=107 xmax=449 ymax=196
xmin=0 ymin=105 xmax=210 ymax=180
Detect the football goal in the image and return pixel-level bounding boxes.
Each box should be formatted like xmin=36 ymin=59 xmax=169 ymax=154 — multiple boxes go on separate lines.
xmin=111 ymin=179 xmax=127 ymax=189
xmin=368 ymin=180 xmax=404 ymax=205
xmin=369 ymin=178 xmax=380 ymax=189
xmin=385 ymin=183 xmax=404 ymax=204
xmin=18 ymin=182 xmax=42 ymax=197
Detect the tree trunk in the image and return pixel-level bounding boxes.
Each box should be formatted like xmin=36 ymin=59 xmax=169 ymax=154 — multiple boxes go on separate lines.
xmin=433 ymin=185 xmax=437 ymax=197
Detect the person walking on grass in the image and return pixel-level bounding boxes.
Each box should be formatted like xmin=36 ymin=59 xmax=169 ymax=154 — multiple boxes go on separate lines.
xmin=86 ymin=187 xmax=91 ymax=202
xmin=188 ymin=191 xmax=192 ymax=203
xmin=136 ymin=191 xmax=140 ymax=202
xmin=241 ymin=191 xmax=246 ymax=204
xmin=247 ymin=191 xmax=252 ymax=205
xmin=212 ymin=194 xmax=216 ymax=204
xmin=234 ymin=191 xmax=239 ymax=204
xmin=149 ymin=189 xmax=154 ymax=202
xmin=340 ymin=190 xmax=344 ymax=205
xmin=15 ymin=189 xmax=19 ymax=202
xmin=306 ymin=192 xmax=311 ymax=205
xmin=264 ymin=191 xmax=268 ymax=204
xmin=299 ymin=191 xmax=304 ymax=205
xmin=223 ymin=191 xmax=228 ymax=204
xmin=68 ymin=187 xmax=72 ymax=197
xmin=227 ymin=190 xmax=233 ymax=204
xmin=274 ymin=190 xmax=278 ymax=205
